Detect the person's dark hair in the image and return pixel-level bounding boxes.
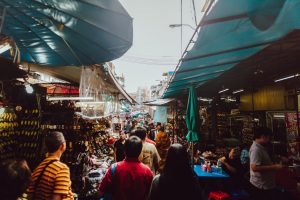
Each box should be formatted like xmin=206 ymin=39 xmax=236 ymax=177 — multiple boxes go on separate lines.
xmin=124 ymin=136 xmax=143 ymax=158
xmin=156 ymin=122 xmax=162 ymax=127
xmin=131 ymin=127 xmax=147 ymax=140
xmin=253 ymin=127 xmax=273 ymax=139
xmin=240 ymin=143 xmax=249 ymax=150
xmin=163 ymin=144 xmax=192 ymax=175
xmin=150 ymin=144 xmax=199 ymax=200
xmin=45 ymin=131 xmax=66 ymax=153
xmin=0 ymin=159 xmax=31 ymax=200
xmin=158 ymin=125 xmax=165 ymax=132
xmin=129 ymin=120 xmax=137 ymax=132
xmin=149 ymin=123 xmax=154 ymax=128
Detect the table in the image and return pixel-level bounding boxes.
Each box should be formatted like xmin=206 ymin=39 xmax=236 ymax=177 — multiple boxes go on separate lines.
xmin=194 ymin=165 xmax=230 ymax=178
xmin=194 ymin=165 xmax=230 ymax=199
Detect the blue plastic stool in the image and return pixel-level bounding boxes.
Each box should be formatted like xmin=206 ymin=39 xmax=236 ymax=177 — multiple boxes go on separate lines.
xmin=229 ymin=190 xmax=250 ymax=200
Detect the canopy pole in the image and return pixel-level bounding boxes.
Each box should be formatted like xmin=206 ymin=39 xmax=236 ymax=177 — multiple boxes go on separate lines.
xmin=191 ymin=141 xmax=194 ymax=165
xmin=0 ymin=7 xmax=6 ymax=33
xmin=172 ymin=104 xmax=175 ymax=144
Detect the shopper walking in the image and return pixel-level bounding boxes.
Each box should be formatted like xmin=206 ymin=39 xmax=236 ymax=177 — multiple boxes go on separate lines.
xmin=132 ymin=127 xmax=161 ymax=174
xmin=149 ymin=144 xmax=201 ymax=200
xmin=155 ymin=124 xmax=171 ymax=172
xmin=249 ymin=127 xmax=285 ymax=200
xmin=148 ymin=123 xmax=156 ymax=141
xmin=145 ymin=121 xmax=156 ymax=145
xmin=0 ymin=159 xmax=31 ymax=200
xmin=27 ymin=131 xmax=73 ymax=200
xmin=98 ymin=136 xmax=153 ymax=200
xmin=113 ymin=130 xmax=126 ymax=162
xmin=125 ymin=120 xmax=132 ymax=133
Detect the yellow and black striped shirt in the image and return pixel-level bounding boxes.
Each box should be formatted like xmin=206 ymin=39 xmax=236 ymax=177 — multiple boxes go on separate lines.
xmin=27 ymin=156 xmax=73 ymax=200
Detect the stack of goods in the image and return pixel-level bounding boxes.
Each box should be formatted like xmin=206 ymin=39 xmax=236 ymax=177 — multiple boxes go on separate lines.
xmin=0 ymin=108 xmax=18 ymax=161
xmin=215 ymin=146 xmax=229 ymax=157
xmin=40 ymin=100 xmax=115 ymax=197
xmin=242 ymin=128 xmax=253 ymax=145
xmin=166 ymin=119 xmax=174 ymax=136
xmin=16 ymin=108 xmax=42 ymax=167
xmin=0 ymin=106 xmax=42 ymax=169
xmin=83 ymin=156 xmax=114 ymax=199
xmin=93 ymin=118 xmax=110 ymax=132
xmin=175 ymin=115 xmax=187 ymax=138
xmin=77 ymin=131 xmax=114 ymax=199
xmin=174 ymin=134 xmax=189 ymax=149
xmin=216 ymin=112 xmax=228 ymax=137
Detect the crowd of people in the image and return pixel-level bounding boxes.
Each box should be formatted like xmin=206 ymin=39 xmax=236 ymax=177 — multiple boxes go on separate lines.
xmin=0 ymin=123 xmax=292 ymax=200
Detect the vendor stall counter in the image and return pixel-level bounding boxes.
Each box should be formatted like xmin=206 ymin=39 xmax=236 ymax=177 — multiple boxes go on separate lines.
xmin=194 ymin=165 xmax=230 ymax=179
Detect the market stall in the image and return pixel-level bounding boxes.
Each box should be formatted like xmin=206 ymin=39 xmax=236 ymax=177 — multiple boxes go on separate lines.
xmin=0 ymin=0 xmax=134 ymax=198
xmin=163 ymin=1 xmax=300 ymax=198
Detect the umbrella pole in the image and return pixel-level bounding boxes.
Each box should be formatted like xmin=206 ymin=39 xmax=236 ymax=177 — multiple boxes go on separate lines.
xmin=191 ymin=142 xmax=194 ymax=166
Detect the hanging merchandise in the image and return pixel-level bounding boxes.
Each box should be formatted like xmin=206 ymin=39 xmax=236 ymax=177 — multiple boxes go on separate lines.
xmin=285 ymin=113 xmax=300 ymax=158
xmin=0 ymin=82 xmax=44 ymax=169
xmin=16 ymin=107 xmax=42 ymax=167
xmin=0 ymin=107 xmax=18 ymax=161
xmin=40 ymin=100 xmax=114 ymax=197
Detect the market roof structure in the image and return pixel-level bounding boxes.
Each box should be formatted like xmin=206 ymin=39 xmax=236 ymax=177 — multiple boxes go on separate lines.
xmin=164 ymin=0 xmax=300 ymax=98
xmin=0 ymin=0 xmax=133 ymax=66
xmin=23 ymin=62 xmax=136 ymax=105
xmin=143 ymin=98 xmax=175 ymax=106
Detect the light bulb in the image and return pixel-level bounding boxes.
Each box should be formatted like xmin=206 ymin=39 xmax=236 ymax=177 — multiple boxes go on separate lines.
xmin=0 ymin=107 xmax=5 ymax=115
xmin=25 ymin=85 xmax=34 ymax=94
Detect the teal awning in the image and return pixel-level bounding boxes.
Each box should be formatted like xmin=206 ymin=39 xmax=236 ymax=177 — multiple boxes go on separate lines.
xmin=164 ymin=0 xmax=300 ymax=98
xmin=0 ymin=0 xmax=133 ymax=66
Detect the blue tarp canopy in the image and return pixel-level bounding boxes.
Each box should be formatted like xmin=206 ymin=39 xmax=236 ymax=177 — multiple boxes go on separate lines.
xmin=0 ymin=0 xmax=133 ymax=66
xmin=164 ymin=0 xmax=300 ymax=98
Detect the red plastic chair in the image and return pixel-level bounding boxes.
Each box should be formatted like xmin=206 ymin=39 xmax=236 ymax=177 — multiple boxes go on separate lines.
xmin=209 ymin=191 xmax=231 ymax=200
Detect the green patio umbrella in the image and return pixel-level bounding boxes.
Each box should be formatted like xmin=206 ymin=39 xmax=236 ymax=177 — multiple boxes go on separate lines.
xmin=185 ymin=86 xmax=200 ymax=164
xmin=186 ymin=86 xmax=201 ymax=142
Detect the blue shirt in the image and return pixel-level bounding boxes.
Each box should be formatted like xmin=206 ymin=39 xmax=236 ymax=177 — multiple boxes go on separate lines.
xmin=240 ymin=149 xmax=249 ymax=164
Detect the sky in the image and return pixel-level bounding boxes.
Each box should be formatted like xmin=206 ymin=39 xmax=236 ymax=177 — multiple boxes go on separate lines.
xmin=114 ymin=0 xmax=205 ymax=93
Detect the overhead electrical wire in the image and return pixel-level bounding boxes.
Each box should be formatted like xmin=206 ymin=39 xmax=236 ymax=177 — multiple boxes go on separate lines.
xmin=118 ymin=55 xmax=178 ymax=66
xmin=181 ymin=0 xmax=183 ymax=55
xmin=118 ymin=54 xmax=179 ymax=65
xmin=192 ymin=0 xmax=198 ymax=26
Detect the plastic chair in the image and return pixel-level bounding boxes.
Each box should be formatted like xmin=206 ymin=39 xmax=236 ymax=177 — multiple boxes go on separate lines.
xmin=208 ymin=191 xmax=231 ymax=200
